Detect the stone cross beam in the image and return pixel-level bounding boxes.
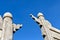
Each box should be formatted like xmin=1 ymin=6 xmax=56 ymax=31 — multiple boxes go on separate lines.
xmin=0 ymin=12 xmax=22 ymax=40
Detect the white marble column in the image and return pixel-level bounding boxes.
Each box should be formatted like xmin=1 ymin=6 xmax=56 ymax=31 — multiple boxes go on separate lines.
xmin=0 ymin=15 xmax=3 ymax=40
xmin=1 ymin=12 xmax=22 ymax=40
xmin=1 ymin=12 xmax=13 ymax=40
xmin=30 ymin=12 xmax=54 ymax=40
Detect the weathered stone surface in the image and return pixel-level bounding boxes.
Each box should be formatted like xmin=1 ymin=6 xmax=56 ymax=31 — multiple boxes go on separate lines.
xmin=0 ymin=12 xmax=22 ymax=40
xmin=30 ymin=13 xmax=60 ymax=40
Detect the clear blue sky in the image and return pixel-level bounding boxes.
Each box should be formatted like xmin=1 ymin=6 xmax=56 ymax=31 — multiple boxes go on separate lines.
xmin=0 ymin=0 xmax=60 ymax=40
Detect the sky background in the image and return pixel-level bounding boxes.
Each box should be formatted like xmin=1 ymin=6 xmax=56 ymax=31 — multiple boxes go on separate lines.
xmin=0 ymin=0 xmax=60 ymax=40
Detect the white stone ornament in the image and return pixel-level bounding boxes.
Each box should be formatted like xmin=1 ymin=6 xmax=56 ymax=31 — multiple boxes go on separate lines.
xmin=37 ymin=12 xmax=43 ymax=17
xmin=0 ymin=12 xmax=22 ymax=40
xmin=30 ymin=12 xmax=60 ymax=40
xmin=3 ymin=12 xmax=12 ymax=18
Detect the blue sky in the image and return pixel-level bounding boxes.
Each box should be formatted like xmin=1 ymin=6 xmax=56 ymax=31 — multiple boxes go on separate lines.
xmin=0 ymin=0 xmax=60 ymax=40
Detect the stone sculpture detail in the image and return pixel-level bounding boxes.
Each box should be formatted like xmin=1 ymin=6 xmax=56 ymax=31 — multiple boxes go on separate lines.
xmin=0 ymin=12 xmax=22 ymax=40
xmin=30 ymin=12 xmax=60 ymax=40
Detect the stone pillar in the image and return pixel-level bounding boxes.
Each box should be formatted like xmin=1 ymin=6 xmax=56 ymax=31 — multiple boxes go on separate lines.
xmin=0 ymin=15 xmax=3 ymax=40
xmin=30 ymin=12 xmax=54 ymax=40
xmin=1 ymin=12 xmax=22 ymax=40
xmin=37 ymin=13 xmax=53 ymax=40
xmin=1 ymin=12 xmax=13 ymax=40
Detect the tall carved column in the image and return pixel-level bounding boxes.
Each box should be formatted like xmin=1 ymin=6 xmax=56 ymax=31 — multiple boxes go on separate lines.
xmin=30 ymin=12 xmax=54 ymax=40
xmin=0 ymin=12 xmax=22 ymax=40
xmin=0 ymin=15 xmax=3 ymax=40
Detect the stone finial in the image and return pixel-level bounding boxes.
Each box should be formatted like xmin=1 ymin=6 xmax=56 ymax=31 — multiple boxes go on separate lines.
xmin=37 ymin=12 xmax=43 ymax=17
xmin=3 ymin=12 xmax=12 ymax=18
xmin=17 ymin=24 xmax=22 ymax=29
xmin=30 ymin=14 xmax=34 ymax=18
